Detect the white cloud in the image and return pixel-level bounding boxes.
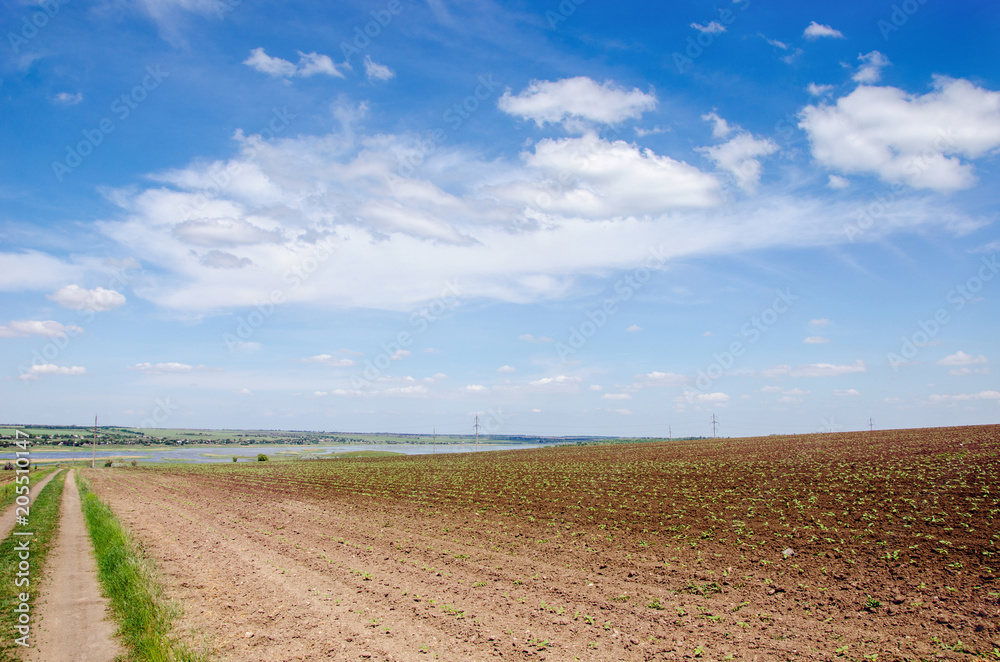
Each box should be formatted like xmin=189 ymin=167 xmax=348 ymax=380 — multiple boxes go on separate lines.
xmin=601 ymin=393 xmax=631 ymax=401
xmin=807 ymin=83 xmax=834 ymax=97
xmin=809 ymin=318 xmax=830 ymax=326
xmin=18 ymin=364 xmax=86 ymax=380
xmin=390 ymin=349 xmax=411 ymax=360
xmin=588 ymin=384 xmax=603 ymax=391
xmin=691 ymin=21 xmax=726 ymax=34
xmin=853 ymin=51 xmax=891 ymax=84
xmin=827 ymin=174 xmax=850 ymax=189
xmin=529 ymin=375 xmax=580 ymax=388
xmin=48 ymin=285 xmax=126 ymax=312
xmin=699 ymin=129 xmax=778 ymax=193
xmin=497 ymin=365 xmax=516 ymax=373
xmin=0 ymin=251 xmax=84 ymax=292
xmin=530 ymin=408 xmax=542 ymax=413
xmin=172 ymin=218 xmax=285 ymax=247
xmin=929 ymin=391 xmax=1000 ymax=403
xmin=626 ymin=324 xmax=641 ymax=332
xmin=763 ymin=360 xmax=865 ymax=378
xmin=363 ymin=55 xmax=394 ymax=82
xmin=498 ymin=77 xmax=657 ymax=129
xmin=701 ymin=111 xmax=732 ymax=139
xmin=504 ymin=133 xmax=721 ymax=215
xmin=803 ymin=336 xmax=830 ymax=344
xmin=611 ymin=408 xmax=632 ymax=415
xmin=233 ymin=341 xmax=260 ymax=352
xmin=937 ymin=350 xmax=988 ymax=366
xmin=800 ymin=77 xmax=1000 ymax=192
xmin=243 ymin=48 xmax=344 ymax=78
xmin=465 ymin=384 xmax=488 ymax=392
xmin=833 ymin=388 xmax=860 ymax=396
xmin=127 ymin=362 xmax=198 ymax=374
xmin=0 ymin=320 xmax=83 ymax=338
xmin=52 ymin=92 xmax=83 ymax=105
xmin=519 ymin=334 xmax=553 ymax=343
xmin=424 ymin=348 xmax=442 ymax=354
xmin=301 ymin=354 xmax=357 ymax=367
xmin=803 ymin=21 xmax=844 ymax=39
xmin=235 ymin=388 xmax=253 ymax=395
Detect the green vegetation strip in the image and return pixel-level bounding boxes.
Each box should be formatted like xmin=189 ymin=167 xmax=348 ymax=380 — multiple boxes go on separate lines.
xmin=76 ymin=472 xmax=207 ymax=662
xmin=0 ymin=466 xmax=59 ymax=512
xmin=0 ymin=469 xmax=66 ymax=661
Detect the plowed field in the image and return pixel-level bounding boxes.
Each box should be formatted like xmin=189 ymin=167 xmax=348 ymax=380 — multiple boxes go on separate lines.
xmin=86 ymin=425 xmax=1000 ymax=661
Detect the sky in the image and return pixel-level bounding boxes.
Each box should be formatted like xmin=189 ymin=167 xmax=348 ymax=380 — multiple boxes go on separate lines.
xmin=1 ymin=0 xmax=998 ymax=438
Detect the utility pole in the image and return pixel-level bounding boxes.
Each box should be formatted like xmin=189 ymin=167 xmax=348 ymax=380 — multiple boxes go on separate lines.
xmin=869 ymin=417 xmax=874 ymax=432
xmin=711 ymin=413 xmax=718 ymax=439
xmin=92 ymin=414 xmax=97 ymax=468
xmin=433 ymin=428 xmax=436 ymax=454
xmin=668 ymin=425 xmax=672 ymax=440
xmin=474 ymin=415 xmax=480 ymax=453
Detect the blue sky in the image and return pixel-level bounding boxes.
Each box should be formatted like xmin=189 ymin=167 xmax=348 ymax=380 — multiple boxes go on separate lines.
xmin=2 ymin=0 xmax=998 ymax=437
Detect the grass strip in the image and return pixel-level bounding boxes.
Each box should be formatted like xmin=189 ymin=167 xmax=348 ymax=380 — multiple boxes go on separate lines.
xmin=0 ymin=467 xmax=59 ymax=513
xmin=0 ymin=469 xmax=66 ymax=661
xmin=76 ymin=472 xmax=207 ymax=662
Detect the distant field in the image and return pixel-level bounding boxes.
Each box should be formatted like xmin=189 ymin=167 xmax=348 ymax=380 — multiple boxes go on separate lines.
xmin=85 ymin=424 xmax=1000 ymax=660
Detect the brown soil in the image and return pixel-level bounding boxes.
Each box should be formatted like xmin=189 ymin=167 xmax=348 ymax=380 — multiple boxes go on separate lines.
xmin=26 ymin=469 xmax=123 ymax=662
xmin=85 ymin=425 xmax=1000 ymax=661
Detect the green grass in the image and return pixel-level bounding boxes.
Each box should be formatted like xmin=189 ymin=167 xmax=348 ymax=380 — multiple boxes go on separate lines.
xmin=0 ymin=469 xmax=66 ymax=661
xmin=76 ymin=472 xmax=208 ymax=661
xmin=0 ymin=466 xmax=59 ymax=512
xmin=334 ymin=450 xmax=404 ymax=458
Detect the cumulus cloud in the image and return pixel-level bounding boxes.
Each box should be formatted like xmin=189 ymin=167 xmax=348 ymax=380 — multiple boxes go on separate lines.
xmin=803 ymin=21 xmax=844 ymax=39
xmin=937 ymin=350 xmax=988 ymax=366
xmin=497 ymin=365 xmax=516 ymax=373
xmin=691 ymin=21 xmax=726 ymax=34
xmin=833 ymin=389 xmax=860 ymax=396
xmin=501 ymin=132 xmax=721 ymax=215
xmin=807 ymin=83 xmax=834 ymax=97
xmin=363 ymin=55 xmax=394 ymax=81
xmin=519 ymin=334 xmax=553 ymax=343
xmin=631 ymin=371 xmax=689 ymax=388
xmin=243 ymin=48 xmax=345 ymax=78
xmin=172 ymin=218 xmax=284 ymax=247
xmin=763 ymin=360 xmax=866 ymax=378
xmin=300 ymin=354 xmax=357 ymax=367
xmin=800 ymin=77 xmax=1000 ymax=192
xmin=601 ymin=393 xmax=631 ymax=400
xmin=698 ymin=129 xmax=778 ymax=193
xmin=853 ymin=51 xmax=891 ymax=84
xmin=626 ymin=324 xmax=641 ymax=332
xmin=48 ymin=285 xmax=126 ymax=312
xmin=677 ymin=391 xmax=730 ymax=404
xmin=827 ymin=175 xmax=850 ymax=189
xmin=701 ymin=111 xmax=732 ymax=139
xmin=498 ymin=77 xmax=657 ymax=129
xmin=0 ymin=320 xmax=83 ymax=338
xmin=19 ymin=364 xmax=86 ymax=380
xmin=803 ymin=336 xmax=830 ymax=344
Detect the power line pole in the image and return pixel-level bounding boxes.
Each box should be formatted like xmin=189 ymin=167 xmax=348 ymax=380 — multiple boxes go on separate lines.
xmin=474 ymin=415 xmax=480 ymax=453
xmin=433 ymin=428 xmax=436 ymax=454
xmin=668 ymin=425 xmax=672 ymax=440
xmin=92 ymin=414 xmax=97 ymax=468
xmin=869 ymin=417 xmax=874 ymax=432
xmin=711 ymin=413 xmax=718 ymax=439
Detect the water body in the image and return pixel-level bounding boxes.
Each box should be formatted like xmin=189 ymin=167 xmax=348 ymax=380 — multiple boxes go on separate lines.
xmin=1 ymin=442 xmax=569 ymax=464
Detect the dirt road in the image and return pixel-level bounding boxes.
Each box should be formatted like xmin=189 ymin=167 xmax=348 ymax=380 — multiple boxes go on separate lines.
xmin=26 ymin=469 xmax=123 ymax=662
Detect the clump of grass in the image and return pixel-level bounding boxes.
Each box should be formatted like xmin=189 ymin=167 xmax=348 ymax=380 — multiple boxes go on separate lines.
xmin=0 ymin=469 xmax=66 ymax=661
xmin=76 ymin=472 xmax=207 ymax=661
